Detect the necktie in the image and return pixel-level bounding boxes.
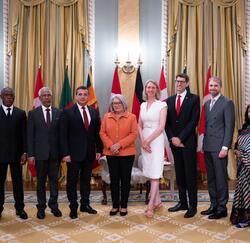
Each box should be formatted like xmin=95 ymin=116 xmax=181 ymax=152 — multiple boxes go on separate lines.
xmin=46 ymin=108 xmax=51 ymax=127
xmin=82 ymin=106 xmax=89 ymax=130
xmin=6 ymin=108 xmax=11 ymax=118
xmin=176 ymin=95 xmax=181 ymax=116
xmin=210 ymin=99 xmax=216 ymax=111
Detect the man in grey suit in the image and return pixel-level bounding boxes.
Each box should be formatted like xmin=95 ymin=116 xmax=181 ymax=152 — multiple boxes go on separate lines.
xmin=202 ymin=76 xmax=235 ymax=219
xmin=27 ymin=87 xmax=62 ymax=219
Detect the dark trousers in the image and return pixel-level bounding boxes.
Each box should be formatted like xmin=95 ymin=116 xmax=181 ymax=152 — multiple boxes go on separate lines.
xmin=0 ymin=162 xmax=24 ymax=212
xmin=204 ymin=151 xmax=228 ymax=213
xmin=106 ymin=155 xmax=134 ymax=209
xmin=172 ymin=147 xmax=197 ymax=208
xmin=66 ymin=160 xmax=92 ymax=212
xmin=35 ymin=159 xmax=60 ymax=210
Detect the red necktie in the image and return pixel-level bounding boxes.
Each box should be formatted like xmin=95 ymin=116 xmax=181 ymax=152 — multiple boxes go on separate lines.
xmin=82 ymin=107 xmax=89 ymax=130
xmin=46 ymin=108 xmax=51 ymax=128
xmin=176 ymin=95 xmax=181 ymax=116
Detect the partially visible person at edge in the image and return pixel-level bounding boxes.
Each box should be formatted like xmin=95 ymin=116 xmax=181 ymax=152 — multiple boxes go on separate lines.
xmin=138 ymin=80 xmax=167 ymax=218
xmin=60 ymin=85 xmax=103 ymax=219
xmin=100 ymin=94 xmax=138 ymax=217
xmin=230 ymin=105 xmax=250 ymax=228
xmin=0 ymin=87 xmax=28 ymax=219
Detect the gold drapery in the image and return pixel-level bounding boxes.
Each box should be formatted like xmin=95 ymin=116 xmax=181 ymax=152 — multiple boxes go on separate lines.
xmin=8 ymin=0 xmax=88 ymax=111
xmin=166 ymin=0 xmax=246 ymax=179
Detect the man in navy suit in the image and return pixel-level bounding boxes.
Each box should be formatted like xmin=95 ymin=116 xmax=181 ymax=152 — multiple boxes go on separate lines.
xmin=60 ymin=85 xmax=103 ymax=219
xmin=27 ymin=87 xmax=62 ymax=219
xmin=0 ymin=87 xmax=28 ymax=219
xmin=165 ymin=73 xmax=200 ymax=218
xmin=201 ymin=76 xmax=235 ymax=219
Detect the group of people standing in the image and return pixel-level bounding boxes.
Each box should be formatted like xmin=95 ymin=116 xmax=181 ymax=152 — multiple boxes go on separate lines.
xmin=0 ymin=73 xmax=249 ymax=228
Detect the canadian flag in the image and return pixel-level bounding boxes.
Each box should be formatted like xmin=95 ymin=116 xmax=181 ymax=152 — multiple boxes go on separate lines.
xmin=197 ymin=66 xmax=211 ymax=175
xmin=159 ymin=65 xmax=174 ymax=164
xmin=33 ymin=67 xmax=44 ymax=109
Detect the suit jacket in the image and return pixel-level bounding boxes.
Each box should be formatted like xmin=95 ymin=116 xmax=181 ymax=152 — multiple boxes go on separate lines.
xmin=165 ymin=92 xmax=200 ymax=149
xmin=60 ymin=104 xmax=103 ymax=162
xmin=27 ymin=106 xmax=62 ymax=160
xmin=0 ymin=105 xmax=27 ymax=163
xmin=203 ymin=95 xmax=235 ymax=152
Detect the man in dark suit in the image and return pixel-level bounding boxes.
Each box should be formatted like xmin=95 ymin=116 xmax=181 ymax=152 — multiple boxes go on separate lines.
xmin=165 ymin=73 xmax=200 ymax=218
xmin=0 ymin=87 xmax=28 ymax=219
xmin=60 ymin=85 xmax=102 ymax=219
xmin=201 ymin=76 xmax=235 ymax=219
xmin=27 ymin=87 xmax=62 ymax=219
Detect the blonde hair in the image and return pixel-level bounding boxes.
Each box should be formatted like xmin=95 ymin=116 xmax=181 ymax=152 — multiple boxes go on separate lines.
xmin=143 ymin=80 xmax=160 ymax=100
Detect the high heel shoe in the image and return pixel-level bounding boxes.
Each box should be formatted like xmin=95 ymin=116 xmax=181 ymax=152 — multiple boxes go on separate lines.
xmin=154 ymin=202 xmax=163 ymax=211
xmin=145 ymin=208 xmax=154 ymax=218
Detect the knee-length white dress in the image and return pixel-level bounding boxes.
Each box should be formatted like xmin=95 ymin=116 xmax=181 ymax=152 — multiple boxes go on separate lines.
xmin=140 ymin=100 xmax=167 ymax=179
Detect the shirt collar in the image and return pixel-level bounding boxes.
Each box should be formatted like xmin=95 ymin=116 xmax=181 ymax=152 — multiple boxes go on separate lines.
xmin=2 ymin=104 xmax=14 ymax=111
xmin=108 ymin=111 xmax=129 ymax=119
xmin=77 ymin=103 xmax=88 ymax=110
xmin=177 ymin=89 xmax=187 ymax=98
xmin=211 ymin=93 xmax=221 ymax=101
xmin=42 ymin=105 xmax=52 ymax=111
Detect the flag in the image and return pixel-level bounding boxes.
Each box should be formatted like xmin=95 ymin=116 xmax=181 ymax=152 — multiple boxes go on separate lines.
xmin=197 ymin=66 xmax=211 ymax=175
xmin=59 ymin=66 xmax=74 ymax=109
xmin=159 ymin=65 xmax=168 ymax=101
xmin=87 ymin=66 xmax=99 ymax=110
xmin=132 ymin=66 xmax=143 ymax=120
xmin=33 ymin=67 xmax=44 ymax=109
xmin=159 ymin=65 xmax=174 ymax=164
xmin=111 ymin=66 xmax=122 ymax=95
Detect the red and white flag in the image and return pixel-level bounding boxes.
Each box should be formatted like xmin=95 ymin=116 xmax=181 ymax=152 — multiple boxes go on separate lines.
xmin=197 ymin=66 xmax=211 ymax=175
xmin=111 ymin=66 xmax=121 ymax=96
xmin=159 ymin=65 xmax=174 ymax=164
xmin=33 ymin=67 xmax=44 ymax=109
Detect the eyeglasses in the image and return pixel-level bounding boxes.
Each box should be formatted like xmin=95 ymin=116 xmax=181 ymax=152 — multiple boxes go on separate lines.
xmin=112 ymin=102 xmax=122 ymax=105
xmin=175 ymin=80 xmax=186 ymax=84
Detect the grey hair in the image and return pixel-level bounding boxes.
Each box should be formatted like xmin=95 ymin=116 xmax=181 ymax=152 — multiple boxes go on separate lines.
xmin=1 ymin=87 xmax=15 ymax=96
xmin=143 ymin=80 xmax=160 ymax=100
xmin=209 ymin=76 xmax=222 ymax=87
xmin=109 ymin=94 xmax=128 ymax=112
xmin=38 ymin=87 xmax=52 ymax=97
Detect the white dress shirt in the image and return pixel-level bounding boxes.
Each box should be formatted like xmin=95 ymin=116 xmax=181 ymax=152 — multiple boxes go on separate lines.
xmin=41 ymin=105 xmax=52 ymax=123
xmin=2 ymin=104 xmax=14 ymax=116
xmin=176 ymin=89 xmax=187 ymax=107
xmin=77 ymin=103 xmax=91 ymax=124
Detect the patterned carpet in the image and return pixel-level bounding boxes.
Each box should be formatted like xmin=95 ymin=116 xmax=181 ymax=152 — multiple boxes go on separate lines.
xmin=1 ymin=191 xmax=249 ymax=243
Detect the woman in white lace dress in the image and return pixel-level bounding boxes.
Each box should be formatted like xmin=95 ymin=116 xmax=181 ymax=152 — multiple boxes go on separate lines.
xmin=138 ymin=80 xmax=167 ymax=218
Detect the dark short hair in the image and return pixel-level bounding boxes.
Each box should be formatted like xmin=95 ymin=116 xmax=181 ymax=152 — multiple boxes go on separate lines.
xmin=244 ymin=104 xmax=250 ymax=126
xmin=176 ymin=73 xmax=189 ymax=83
xmin=1 ymin=87 xmax=15 ymax=96
xmin=76 ymin=85 xmax=88 ymax=95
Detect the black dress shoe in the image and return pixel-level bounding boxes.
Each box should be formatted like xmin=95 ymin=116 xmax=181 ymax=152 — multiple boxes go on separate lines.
xmin=109 ymin=209 xmax=119 ymax=216
xmin=80 ymin=205 xmax=97 ymax=214
xmin=69 ymin=211 xmax=78 ymax=219
xmin=200 ymin=206 xmax=217 ymax=215
xmin=16 ymin=209 xmax=28 ymax=220
xmin=208 ymin=211 xmax=227 ymax=219
xmin=120 ymin=211 xmax=128 ymax=217
xmin=184 ymin=207 xmax=197 ymax=218
xmin=51 ymin=208 xmax=62 ymax=217
xmin=168 ymin=203 xmax=188 ymax=212
xmin=37 ymin=210 xmax=45 ymax=219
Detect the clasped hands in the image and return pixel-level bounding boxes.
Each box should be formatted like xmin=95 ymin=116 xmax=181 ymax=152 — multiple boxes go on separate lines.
xmin=142 ymin=139 xmax=152 ymax=153
xmin=110 ymin=143 xmax=121 ymax=155
xmin=171 ymin=137 xmax=184 ymax=147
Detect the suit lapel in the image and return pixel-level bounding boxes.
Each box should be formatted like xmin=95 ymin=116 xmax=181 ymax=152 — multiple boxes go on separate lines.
xmin=178 ymin=92 xmax=190 ymax=116
xmin=0 ymin=105 xmax=6 ymax=118
xmin=73 ymin=104 xmax=85 ymax=130
xmin=38 ymin=106 xmax=48 ymax=128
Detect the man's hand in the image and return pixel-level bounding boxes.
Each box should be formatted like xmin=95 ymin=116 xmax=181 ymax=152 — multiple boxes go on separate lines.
xmin=62 ymin=155 xmax=71 ymax=163
xmin=20 ymin=153 xmax=27 ymax=165
xmin=172 ymin=137 xmax=182 ymax=147
xmin=96 ymin=153 xmax=101 ymax=160
xmin=28 ymin=156 xmax=35 ymax=165
xmin=218 ymin=149 xmax=228 ymax=158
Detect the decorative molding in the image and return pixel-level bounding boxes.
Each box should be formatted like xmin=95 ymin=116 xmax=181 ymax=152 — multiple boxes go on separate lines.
xmin=88 ymin=0 xmax=95 ymax=82
xmin=161 ymin=0 xmax=168 ymax=78
xmin=3 ymin=0 xmax=9 ymax=87
xmin=245 ymin=0 xmax=250 ymax=106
